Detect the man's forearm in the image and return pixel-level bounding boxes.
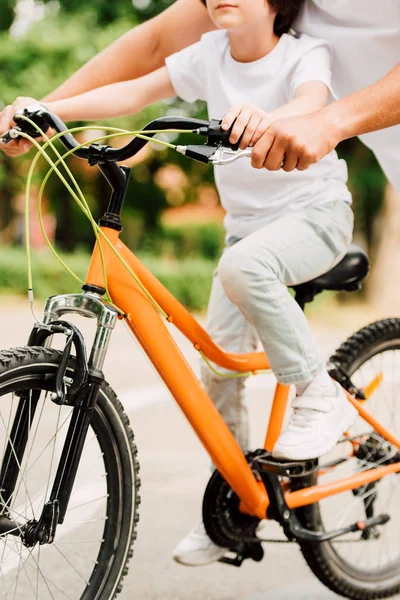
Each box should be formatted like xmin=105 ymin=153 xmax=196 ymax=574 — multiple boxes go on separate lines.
xmin=325 ymin=63 xmax=400 ymax=143
xmin=42 ymin=0 xmax=214 ymax=103
xmin=42 ymin=23 xmax=160 ymax=103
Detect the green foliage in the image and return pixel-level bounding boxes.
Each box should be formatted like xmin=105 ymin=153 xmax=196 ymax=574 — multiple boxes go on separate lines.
xmin=160 ymin=222 xmax=225 ymax=260
xmin=42 ymin=0 xmax=135 ymax=26
xmin=120 ymin=220 xmax=225 ymax=261
xmin=337 ymin=139 xmax=386 ymax=249
xmin=0 ymin=246 xmax=87 ymax=298
xmin=41 ymin=0 xmax=175 ymax=25
xmin=0 ymin=0 xmax=15 ymax=33
xmin=0 ymin=0 xmax=388 ymax=279
xmin=0 ymin=246 xmax=215 ymax=310
xmin=0 ymin=14 xmax=137 ymax=105
xmin=139 ymin=254 xmax=214 ymax=311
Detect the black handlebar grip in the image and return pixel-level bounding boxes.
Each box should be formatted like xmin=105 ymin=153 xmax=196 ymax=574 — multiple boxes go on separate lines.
xmin=206 ymin=118 xmax=243 ymax=151
xmin=13 ymin=106 xmax=50 ymax=138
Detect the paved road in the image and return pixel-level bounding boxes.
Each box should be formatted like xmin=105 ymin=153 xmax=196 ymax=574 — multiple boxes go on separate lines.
xmin=0 ymin=299 xmax=396 ymax=600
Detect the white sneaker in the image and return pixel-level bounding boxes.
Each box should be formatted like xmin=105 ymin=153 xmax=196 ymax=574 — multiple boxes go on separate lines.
xmin=272 ymin=380 xmax=358 ymax=461
xmin=172 ymin=522 xmax=227 ymax=566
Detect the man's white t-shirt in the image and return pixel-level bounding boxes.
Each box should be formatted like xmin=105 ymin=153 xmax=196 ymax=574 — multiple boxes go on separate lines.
xmin=295 ymin=0 xmax=400 ymax=190
xmin=166 ymin=30 xmax=351 ymax=239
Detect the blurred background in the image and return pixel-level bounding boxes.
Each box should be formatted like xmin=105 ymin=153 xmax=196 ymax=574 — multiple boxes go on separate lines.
xmin=1 ymin=5 xmax=400 ymax=598
xmin=0 ymin=0 xmax=399 ymax=318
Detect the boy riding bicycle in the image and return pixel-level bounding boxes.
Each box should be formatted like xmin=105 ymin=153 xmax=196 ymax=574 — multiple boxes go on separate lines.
xmin=13 ymin=0 xmax=356 ymax=565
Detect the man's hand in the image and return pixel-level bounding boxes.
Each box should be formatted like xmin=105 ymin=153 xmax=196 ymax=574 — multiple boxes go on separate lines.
xmin=0 ymin=96 xmax=42 ymax=157
xmin=251 ymin=111 xmax=340 ymax=172
xmin=221 ymin=103 xmax=274 ymax=150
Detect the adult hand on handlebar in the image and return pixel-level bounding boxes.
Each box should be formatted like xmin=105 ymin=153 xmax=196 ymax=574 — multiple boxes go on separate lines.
xmin=251 ymin=112 xmax=339 ymax=172
xmin=0 ymin=96 xmax=51 ymax=156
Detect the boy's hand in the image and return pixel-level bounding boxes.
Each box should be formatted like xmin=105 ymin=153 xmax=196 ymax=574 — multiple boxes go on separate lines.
xmin=0 ymin=96 xmax=49 ymax=157
xmin=221 ymin=103 xmax=274 ymax=150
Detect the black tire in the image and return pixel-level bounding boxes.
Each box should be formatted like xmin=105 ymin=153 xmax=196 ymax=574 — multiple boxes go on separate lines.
xmin=0 ymin=346 xmax=140 ymax=600
xmin=295 ymin=318 xmax=400 ymax=600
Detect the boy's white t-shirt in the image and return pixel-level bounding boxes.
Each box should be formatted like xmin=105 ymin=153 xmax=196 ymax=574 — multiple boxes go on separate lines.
xmin=166 ymin=30 xmax=351 ymax=239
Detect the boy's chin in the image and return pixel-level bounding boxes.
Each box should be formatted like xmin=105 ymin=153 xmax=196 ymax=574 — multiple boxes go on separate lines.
xmin=212 ymin=15 xmax=245 ymax=30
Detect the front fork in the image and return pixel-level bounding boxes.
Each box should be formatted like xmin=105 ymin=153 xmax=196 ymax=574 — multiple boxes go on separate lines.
xmin=0 ymin=291 xmax=118 ymax=542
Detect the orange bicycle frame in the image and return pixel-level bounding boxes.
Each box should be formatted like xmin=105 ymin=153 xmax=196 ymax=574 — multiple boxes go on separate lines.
xmin=86 ymin=226 xmax=400 ymax=520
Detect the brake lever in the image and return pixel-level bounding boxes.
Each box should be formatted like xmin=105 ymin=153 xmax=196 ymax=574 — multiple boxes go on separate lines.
xmin=0 ymin=127 xmax=22 ymax=144
xmin=210 ymin=147 xmax=252 ymax=165
xmin=176 ymin=143 xmax=252 ymax=165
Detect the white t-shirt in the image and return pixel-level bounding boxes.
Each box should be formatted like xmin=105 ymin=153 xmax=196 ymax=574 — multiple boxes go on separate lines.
xmin=295 ymin=1 xmax=400 ymax=191
xmin=166 ymin=30 xmax=351 ymax=239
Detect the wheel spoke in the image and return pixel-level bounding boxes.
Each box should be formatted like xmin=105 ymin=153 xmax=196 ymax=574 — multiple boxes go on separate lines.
xmin=0 ymin=349 xmax=137 ymax=599
xmin=317 ymin=335 xmax=400 ymax=583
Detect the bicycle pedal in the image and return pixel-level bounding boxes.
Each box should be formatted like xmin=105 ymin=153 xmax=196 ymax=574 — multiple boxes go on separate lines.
xmin=219 ymin=543 xmax=264 ymax=567
xmin=254 ymin=451 xmax=318 ymax=478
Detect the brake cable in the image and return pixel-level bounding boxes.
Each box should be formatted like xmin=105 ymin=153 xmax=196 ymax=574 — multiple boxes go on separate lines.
xmin=16 ymin=116 xmax=269 ymax=379
xmin=18 ymin=115 xmax=180 ymax=315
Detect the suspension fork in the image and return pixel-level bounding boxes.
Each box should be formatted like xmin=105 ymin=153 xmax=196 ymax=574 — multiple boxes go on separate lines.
xmin=49 ymin=370 xmax=104 ymax=524
xmin=0 ymin=291 xmax=118 ymax=532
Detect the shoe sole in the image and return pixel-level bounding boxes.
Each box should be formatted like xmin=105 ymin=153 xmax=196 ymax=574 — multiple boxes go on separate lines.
xmin=173 ymin=550 xmax=227 ymax=567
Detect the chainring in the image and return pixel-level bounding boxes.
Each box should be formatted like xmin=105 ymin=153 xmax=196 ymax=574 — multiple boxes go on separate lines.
xmin=202 ymin=463 xmax=260 ymax=551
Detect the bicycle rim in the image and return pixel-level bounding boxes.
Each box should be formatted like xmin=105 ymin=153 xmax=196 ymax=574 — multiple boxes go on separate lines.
xmin=0 ymin=350 xmax=138 ymax=600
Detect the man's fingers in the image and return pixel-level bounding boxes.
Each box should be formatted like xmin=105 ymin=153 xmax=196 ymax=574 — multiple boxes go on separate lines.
xmin=281 ymin=151 xmax=299 ymax=172
xmin=296 ymin=151 xmax=318 ymax=171
xmin=263 ymin=137 xmax=287 ymax=171
xmin=251 ymin=130 xmax=275 ymax=169
xmin=249 ymin=118 xmax=273 ymax=147
xmin=239 ymin=115 xmax=262 ymax=149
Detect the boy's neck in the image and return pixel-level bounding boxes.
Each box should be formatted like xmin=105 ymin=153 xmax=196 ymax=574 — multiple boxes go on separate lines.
xmin=228 ymin=22 xmax=280 ymax=63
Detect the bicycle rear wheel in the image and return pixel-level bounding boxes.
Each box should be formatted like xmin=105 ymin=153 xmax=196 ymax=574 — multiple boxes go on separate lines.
xmin=0 ymin=346 xmax=140 ymax=600
xmin=296 ymin=318 xmax=400 ymax=599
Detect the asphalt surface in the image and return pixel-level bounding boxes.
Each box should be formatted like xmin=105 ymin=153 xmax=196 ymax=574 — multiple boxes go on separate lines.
xmin=0 ymin=299 xmax=398 ymax=600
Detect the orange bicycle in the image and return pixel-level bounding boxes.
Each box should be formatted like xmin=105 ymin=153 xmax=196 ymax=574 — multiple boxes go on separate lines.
xmin=0 ymin=105 xmax=399 ymax=600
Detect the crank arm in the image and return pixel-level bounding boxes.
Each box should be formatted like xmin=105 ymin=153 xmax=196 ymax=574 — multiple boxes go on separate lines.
xmin=219 ymin=542 xmax=264 ymax=567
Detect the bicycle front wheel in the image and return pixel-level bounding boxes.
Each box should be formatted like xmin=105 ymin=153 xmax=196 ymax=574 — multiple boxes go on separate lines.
xmin=0 ymin=346 xmax=140 ymax=600
xmin=296 ymin=318 xmax=400 ymax=600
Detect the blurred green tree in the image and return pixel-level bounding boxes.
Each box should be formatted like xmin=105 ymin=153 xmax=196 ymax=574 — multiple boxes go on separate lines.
xmin=0 ymin=0 xmax=15 ymax=33
xmin=0 ymin=0 xmax=390 ymax=289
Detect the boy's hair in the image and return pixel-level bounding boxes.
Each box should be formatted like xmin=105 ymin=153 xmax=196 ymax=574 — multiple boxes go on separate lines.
xmin=200 ymin=0 xmax=305 ymax=37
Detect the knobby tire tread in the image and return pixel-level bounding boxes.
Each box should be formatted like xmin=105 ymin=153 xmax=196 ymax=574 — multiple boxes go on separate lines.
xmin=0 ymin=345 xmax=140 ymax=600
xmin=295 ymin=318 xmax=400 ymax=600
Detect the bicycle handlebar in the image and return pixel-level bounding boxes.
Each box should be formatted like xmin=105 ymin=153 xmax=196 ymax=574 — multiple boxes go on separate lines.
xmin=0 ymin=104 xmax=251 ymax=166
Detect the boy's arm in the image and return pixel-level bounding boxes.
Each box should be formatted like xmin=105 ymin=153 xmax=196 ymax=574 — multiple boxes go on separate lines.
xmin=267 ymin=81 xmax=329 ymax=121
xmin=0 ymin=0 xmax=214 ymax=156
xmin=45 ymin=67 xmax=176 ymax=122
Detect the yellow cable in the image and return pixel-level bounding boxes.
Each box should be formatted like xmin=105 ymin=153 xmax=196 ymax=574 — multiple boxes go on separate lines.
xmin=19 ymin=118 xmax=185 ymax=315
xmin=18 ymin=117 xmax=262 ymax=378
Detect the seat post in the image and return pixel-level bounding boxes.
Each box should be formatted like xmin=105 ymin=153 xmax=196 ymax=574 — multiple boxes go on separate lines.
xmin=295 ymin=294 xmax=306 ymax=312
xmin=294 ymin=285 xmax=319 ymax=312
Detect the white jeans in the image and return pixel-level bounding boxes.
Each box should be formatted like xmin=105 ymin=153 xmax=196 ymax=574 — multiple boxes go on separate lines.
xmin=200 ymin=200 xmax=354 ymax=450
